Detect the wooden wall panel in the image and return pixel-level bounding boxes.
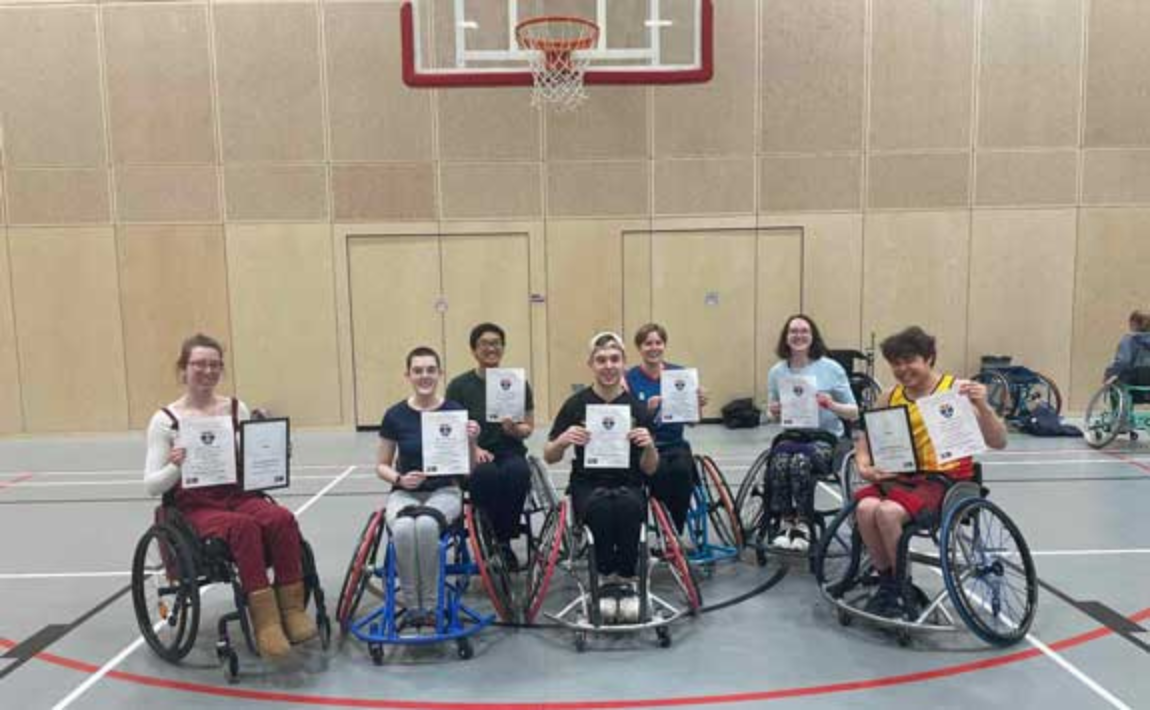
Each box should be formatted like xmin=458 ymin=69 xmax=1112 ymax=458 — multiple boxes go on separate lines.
xmin=0 ymin=229 xmax=23 ymax=433
xmin=755 ymin=229 xmax=804 ymax=405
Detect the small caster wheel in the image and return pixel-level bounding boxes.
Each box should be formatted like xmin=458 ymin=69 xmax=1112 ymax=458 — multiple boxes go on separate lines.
xmin=837 ymin=608 xmax=853 ymax=627
xmin=456 ymin=638 xmax=473 ymax=660
xmin=574 ymin=632 xmax=587 ymax=653
xmin=896 ymin=629 xmax=912 ymax=647
xmin=656 ymin=626 xmax=672 ymax=648
xmin=369 ymin=644 xmax=384 ymax=666
xmin=1131 ymin=432 xmax=1139 ymax=441
xmin=318 ymin=615 xmax=332 ymax=651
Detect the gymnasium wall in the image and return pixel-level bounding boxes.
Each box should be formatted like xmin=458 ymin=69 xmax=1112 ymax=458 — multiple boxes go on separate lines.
xmin=0 ymin=0 xmax=1147 ymax=433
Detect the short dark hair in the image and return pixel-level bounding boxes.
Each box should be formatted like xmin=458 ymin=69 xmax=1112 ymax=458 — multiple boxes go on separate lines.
xmin=469 ymin=322 xmax=506 ymax=350
xmin=881 ymin=326 xmax=937 ymax=366
xmin=633 ymin=323 xmax=668 ymax=348
xmin=1130 ymin=310 xmax=1150 ymax=333
xmin=775 ymin=315 xmax=828 ymax=360
xmin=405 ymin=346 xmax=441 ymax=370
xmin=176 ymin=333 xmax=224 ymax=372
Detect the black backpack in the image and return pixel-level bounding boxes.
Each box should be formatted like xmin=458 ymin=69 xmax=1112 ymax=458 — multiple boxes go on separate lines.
xmin=1019 ymin=402 xmax=1082 ymax=438
xmin=720 ymin=398 xmax=761 ymax=429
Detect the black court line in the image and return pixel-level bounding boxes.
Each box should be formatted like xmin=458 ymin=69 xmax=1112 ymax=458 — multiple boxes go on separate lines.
xmin=1031 ymin=572 xmax=1150 ymax=657
xmin=0 ymin=582 xmax=133 ymax=681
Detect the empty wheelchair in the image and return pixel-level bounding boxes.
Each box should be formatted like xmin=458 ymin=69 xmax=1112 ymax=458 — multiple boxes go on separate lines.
xmin=972 ymin=356 xmax=1062 ymax=426
xmin=813 ymin=466 xmax=1038 ymax=647
xmin=1084 ymin=370 xmax=1150 ymax=449
xmin=130 ymin=495 xmax=331 ymax=681
xmin=683 ymin=454 xmax=743 ymax=570
xmin=336 ymin=502 xmax=499 ymax=664
xmin=828 ymin=341 xmax=883 ymax=413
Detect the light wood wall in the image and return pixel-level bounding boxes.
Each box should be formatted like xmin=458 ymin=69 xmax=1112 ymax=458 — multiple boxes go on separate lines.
xmin=1 ymin=0 xmax=1148 ymax=432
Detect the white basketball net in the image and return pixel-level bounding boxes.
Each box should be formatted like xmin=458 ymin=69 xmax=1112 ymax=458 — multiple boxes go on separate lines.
xmin=517 ymin=18 xmax=599 ymax=111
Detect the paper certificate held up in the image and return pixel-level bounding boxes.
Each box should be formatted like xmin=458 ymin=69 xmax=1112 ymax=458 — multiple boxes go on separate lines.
xmin=779 ymin=375 xmax=819 ymax=429
xmin=485 ymin=368 xmax=526 ymax=422
xmin=863 ymin=407 xmax=919 ymax=474
xmin=917 ymin=390 xmax=987 ymax=464
xmin=660 ymin=368 xmax=699 ymax=423
xmin=241 ymin=418 xmax=290 ymax=492
xmin=179 ymin=416 xmax=238 ymax=489
xmin=421 ymin=410 xmax=470 ymax=476
xmin=584 ymin=404 xmax=631 ymax=469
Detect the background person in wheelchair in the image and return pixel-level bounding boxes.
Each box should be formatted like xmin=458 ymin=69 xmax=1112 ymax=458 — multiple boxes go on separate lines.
xmin=853 ymin=326 xmax=1006 ymax=619
xmin=544 ymin=332 xmax=659 ymax=625
xmin=376 ymin=346 xmax=479 ymax=628
xmin=143 ymin=334 xmax=318 ymax=659
xmin=1104 ymin=309 xmax=1150 ymax=386
xmin=445 ymin=323 xmax=535 ymax=571
xmin=765 ymin=315 xmax=858 ymax=551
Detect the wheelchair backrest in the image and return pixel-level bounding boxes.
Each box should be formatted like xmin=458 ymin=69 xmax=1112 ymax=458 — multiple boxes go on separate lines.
xmin=827 ymin=349 xmax=867 ymax=375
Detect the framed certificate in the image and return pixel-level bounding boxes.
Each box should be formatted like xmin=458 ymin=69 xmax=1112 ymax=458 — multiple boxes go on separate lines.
xmin=421 ymin=410 xmax=470 ymax=475
xmin=863 ymin=406 xmax=919 ymax=474
xmin=240 ymin=418 xmax=291 ymax=492
xmin=179 ymin=416 xmax=238 ymax=489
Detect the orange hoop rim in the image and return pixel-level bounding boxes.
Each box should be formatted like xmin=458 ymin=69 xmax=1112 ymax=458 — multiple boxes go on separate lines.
xmin=515 ymin=15 xmax=600 ymax=53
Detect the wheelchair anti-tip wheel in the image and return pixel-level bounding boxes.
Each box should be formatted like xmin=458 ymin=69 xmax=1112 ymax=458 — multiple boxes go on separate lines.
xmin=1084 ymin=383 xmax=1128 ymax=449
xmin=940 ymin=497 xmax=1038 ymax=646
xmin=337 ymin=509 xmax=384 ymax=633
xmin=466 ymin=505 xmax=518 ymax=623
xmin=131 ymin=524 xmax=201 ymax=662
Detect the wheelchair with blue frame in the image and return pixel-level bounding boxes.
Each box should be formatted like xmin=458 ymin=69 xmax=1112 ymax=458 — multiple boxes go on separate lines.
xmin=1084 ymin=368 xmax=1150 ymax=448
xmin=130 ymin=493 xmax=331 ymax=681
xmin=336 ymin=495 xmax=510 ymax=664
xmin=813 ymin=465 xmax=1038 ymax=647
xmin=972 ymin=356 xmax=1062 ymax=426
xmin=735 ymin=428 xmax=855 ymax=567
xmin=683 ymin=454 xmax=743 ymax=570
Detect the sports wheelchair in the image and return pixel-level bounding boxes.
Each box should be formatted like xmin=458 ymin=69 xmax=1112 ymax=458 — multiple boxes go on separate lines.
xmin=523 ymin=477 xmax=702 ymax=651
xmin=813 ymin=466 xmax=1038 ymax=647
xmin=130 ymin=494 xmax=331 ymax=681
xmin=735 ymin=429 xmax=855 ymax=566
xmin=1084 ymin=369 xmax=1150 ymax=448
xmin=336 ymin=500 xmax=501 ymax=664
xmin=972 ymin=356 xmax=1062 ymax=425
xmin=683 ymin=454 xmax=743 ymax=570
xmin=829 ymin=339 xmax=883 ymax=413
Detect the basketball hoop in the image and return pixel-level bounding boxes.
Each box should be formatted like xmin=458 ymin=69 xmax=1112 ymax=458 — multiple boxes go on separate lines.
xmin=515 ymin=16 xmax=599 ymax=111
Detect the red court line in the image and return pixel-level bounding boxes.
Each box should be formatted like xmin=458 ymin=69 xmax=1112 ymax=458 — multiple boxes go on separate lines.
xmin=1101 ymin=450 xmax=1150 ymax=475
xmin=0 ymin=473 xmax=34 ymax=491
xmin=3 ymin=607 xmax=1148 ymax=709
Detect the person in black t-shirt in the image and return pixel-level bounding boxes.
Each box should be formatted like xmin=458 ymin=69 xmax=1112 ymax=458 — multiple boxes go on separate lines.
xmin=543 ymin=332 xmax=658 ymax=624
xmin=445 ymin=323 xmax=535 ymax=569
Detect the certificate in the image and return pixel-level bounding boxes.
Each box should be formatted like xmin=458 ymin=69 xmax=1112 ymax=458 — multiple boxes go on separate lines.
xmin=779 ymin=375 xmax=820 ymax=429
xmin=660 ymin=368 xmax=700 ymax=423
xmin=179 ymin=416 xmax=237 ymax=489
xmin=584 ymin=404 xmax=631 ymax=469
xmin=863 ymin=407 xmax=919 ymax=474
xmin=240 ymin=418 xmax=290 ymax=492
xmin=485 ymin=368 xmax=526 ymax=422
xmin=421 ymin=410 xmax=470 ymax=476
xmin=918 ymin=390 xmax=987 ymax=464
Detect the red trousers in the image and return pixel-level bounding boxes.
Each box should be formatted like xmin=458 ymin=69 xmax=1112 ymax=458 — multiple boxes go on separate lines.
xmin=180 ymin=492 xmax=303 ymax=592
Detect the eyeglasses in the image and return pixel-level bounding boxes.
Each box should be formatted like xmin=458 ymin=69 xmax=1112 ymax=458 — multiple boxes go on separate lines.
xmin=188 ymin=360 xmax=224 ymax=371
xmin=476 ymin=338 xmax=504 ymax=349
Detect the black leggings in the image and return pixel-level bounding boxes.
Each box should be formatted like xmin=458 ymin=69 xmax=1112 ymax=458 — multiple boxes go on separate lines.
xmin=766 ymin=440 xmax=834 ymax=521
xmin=468 ymin=453 xmax=532 ymax=542
xmin=571 ymin=483 xmax=646 ymax=577
xmin=647 ymin=444 xmax=696 ymax=534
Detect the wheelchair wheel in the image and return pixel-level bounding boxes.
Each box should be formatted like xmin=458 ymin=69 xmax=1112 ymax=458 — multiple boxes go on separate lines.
xmin=651 ymin=500 xmax=702 ymax=614
xmin=1084 ymin=383 xmax=1128 ymax=449
xmin=527 ymin=456 xmax=562 ymax=512
xmin=1021 ymin=371 xmax=1063 ymax=416
xmin=466 ymin=505 xmax=518 ymax=623
xmin=131 ymin=524 xmax=201 ymax=663
xmin=695 ymin=455 xmax=743 ymax=548
xmin=734 ymin=450 xmax=769 ymax=544
xmin=940 ymin=497 xmax=1037 ymax=646
xmin=850 ymin=373 xmax=883 ymax=412
xmin=836 ymin=451 xmax=864 ymax=501
xmin=525 ymin=499 xmax=567 ymax=624
xmin=973 ymin=371 xmax=1012 ymax=417
xmin=813 ymin=502 xmax=866 ymax=596
xmin=336 ymin=509 xmax=384 ymax=632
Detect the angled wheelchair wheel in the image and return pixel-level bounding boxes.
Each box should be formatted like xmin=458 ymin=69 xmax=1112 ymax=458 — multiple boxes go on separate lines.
xmin=813 ymin=502 xmax=866 ymax=596
xmin=527 ymin=455 xmax=562 ymax=512
xmin=466 ymin=505 xmax=518 ymax=623
xmin=336 ymin=509 xmax=384 ymax=632
xmin=695 ymin=455 xmax=743 ymax=548
xmin=973 ymin=370 xmax=1013 ymax=418
xmin=734 ymin=450 xmax=770 ymax=544
xmin=1022 ymin=371 xmax=1063 ymax=416
xmin=837 ymin=451 xmax=864 ymax=502
xmin=651 ymin=500 xmax=702 ymax=614
xmin=132 ymin=524 xmax=200 ymax=662
xmin=1084 ymin=383 xmax=1128 ymax=449
xmin=525 ymin=499 xmax=567 ymax=624
xmin=940 ymin=497 xmax=1037 ymax=646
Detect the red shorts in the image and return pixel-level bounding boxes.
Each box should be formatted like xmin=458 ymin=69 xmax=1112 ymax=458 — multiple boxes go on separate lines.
xmin=853 ymin=476 xmax=949 ymax=522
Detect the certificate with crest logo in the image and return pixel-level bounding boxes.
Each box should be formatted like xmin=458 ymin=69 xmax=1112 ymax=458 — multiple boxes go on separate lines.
xmin=179 ymin=416 xmax=238 ymax=489
xmin=779 ymin=375 xmax=819 ymax=429
xmin=240 ymin=418 xmax=290 ymax=492
xmin=918 ymin=390 xmax=987 ymax=464
xmin=863 ymin=406 xmax=919 ymax=474
xmin=485 ymin=368 xmax=526 ymax=422
xmin=584 ymin=404 xmax=631 ymax=469
xmin=660 ymin=368 xmax=700 ymax=423
xmin=421 ymin=410 xmax=470 ymax=475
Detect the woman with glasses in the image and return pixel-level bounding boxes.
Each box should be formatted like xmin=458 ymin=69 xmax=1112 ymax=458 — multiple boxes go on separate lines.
xmin=445 ymin=323 xmax=534 ymax=569
xmin=143 ymin=334 xmax=317 ymax=659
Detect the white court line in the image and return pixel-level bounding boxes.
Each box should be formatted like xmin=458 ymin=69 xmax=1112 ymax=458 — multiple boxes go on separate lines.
xmin=0 ymin=571 xmax=131 ymax=580
xmin=0 ymin=464 xmax=363 ymax=478
xmin=48 ymin=464 xmax=357 ymax=710
xmin=1030 ymin=548 xmax=1150 ymax=557
xmin=7 ymin=474 xmax=369 ymax=488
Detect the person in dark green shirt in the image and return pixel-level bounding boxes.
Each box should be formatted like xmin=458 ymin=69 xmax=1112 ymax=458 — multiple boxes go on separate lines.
xmin=445 ymin=323 xmax=534 ymax=570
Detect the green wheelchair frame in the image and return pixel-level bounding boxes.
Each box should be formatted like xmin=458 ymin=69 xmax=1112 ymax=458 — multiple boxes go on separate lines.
xmin=1084 ymin=381 xmax=1150 ymax=448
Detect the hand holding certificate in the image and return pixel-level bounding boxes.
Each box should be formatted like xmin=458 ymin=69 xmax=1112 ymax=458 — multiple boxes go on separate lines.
xmin=485 ymin=368 xmax=526 ymax=422
xmin=241 ymin=418 xmax=290 ymax=491
xmin=421 ymin=410 xmax=470 ymax=475
xmin=779 ymin=375 xmax=820 ymax=429
xmin=863 ymin=407 xmax=919 ymax=474
xmin=918 ymin=390 xmax=987 ymax=464
xmin=179 ymin=416 xmax=237 ymax=489
xmin=660 ymin=368 xmax=700 ymax=423
xmin=584 ymin=404 xmax=631 ymax=469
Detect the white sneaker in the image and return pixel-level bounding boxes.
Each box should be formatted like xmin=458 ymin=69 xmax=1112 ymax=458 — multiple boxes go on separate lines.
xmin=617 ymin=582 xmax=641 ymax=623
xmin=771 ymin=521 xmax=794 ymax=550
xmin=598 ymin=595 xmax=618 ymax=624
xmin=789 ymin=521 xmax=810 ymax=553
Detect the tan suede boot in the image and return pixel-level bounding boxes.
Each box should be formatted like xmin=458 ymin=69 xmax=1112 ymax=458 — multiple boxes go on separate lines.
xmin=247 ymin=587 xmax=292 ymax=658
xmin=276 ymin=581 xmax=318 ymax=644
